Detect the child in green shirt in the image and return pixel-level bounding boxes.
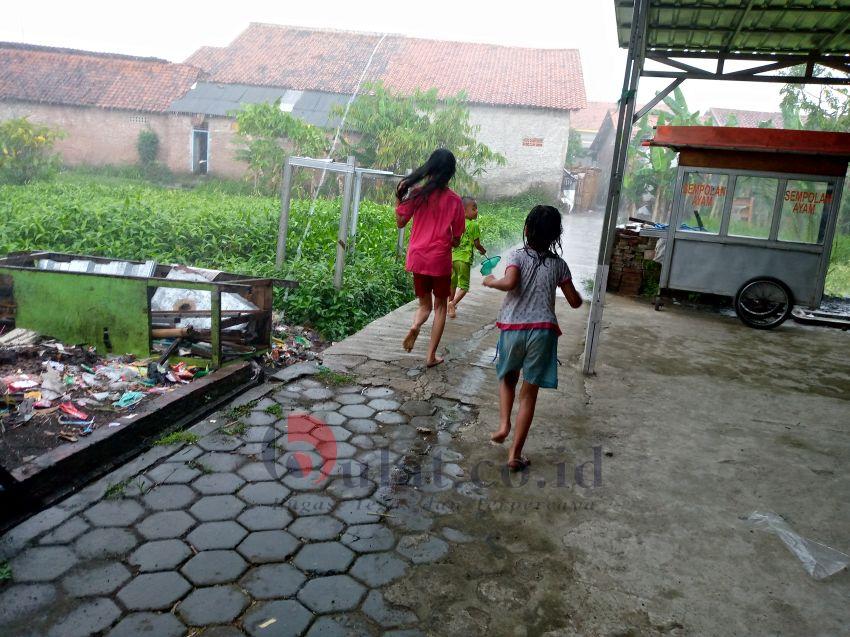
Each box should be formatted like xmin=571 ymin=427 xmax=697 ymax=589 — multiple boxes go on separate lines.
xmin=448 ymin=197 xmax=487 ymax=319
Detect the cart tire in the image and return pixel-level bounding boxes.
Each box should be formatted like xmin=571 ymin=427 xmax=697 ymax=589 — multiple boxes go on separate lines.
xmin=734 ymin=277 xmax=794 ymax=330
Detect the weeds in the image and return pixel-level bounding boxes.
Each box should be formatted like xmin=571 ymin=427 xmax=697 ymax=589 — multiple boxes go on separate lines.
xmin=187 ymin=459 xmax=212 ymax=474
xmin=154 ymin=431 xmax=200 ymax=446
xmin=221 ymin=421 xmax=247 ymax=437
xmin=104 ymin=478 xmax=131 ymax=499
xmin=0 ymin=560 xmax=12 ymax=582
xmin=225 ymin=401 xmax=258 ymax=421
xmin=315 ymin=367 xmax=357 ymax=386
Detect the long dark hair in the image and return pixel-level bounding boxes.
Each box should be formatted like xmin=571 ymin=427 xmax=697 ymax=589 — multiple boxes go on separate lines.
xmin=396 ymin=149 xmax=457 ymax=205
xmin=523 ymin=205 xmax=563 ymax=275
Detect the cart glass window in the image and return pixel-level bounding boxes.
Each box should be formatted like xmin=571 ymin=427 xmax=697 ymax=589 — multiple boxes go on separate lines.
xmin=680 ymin=172 xmax=728 ymax=234
xmin=728 ymin=176 xmax=779 ymax=240
xmin=778 ymin=180 xmax=833 ymax=244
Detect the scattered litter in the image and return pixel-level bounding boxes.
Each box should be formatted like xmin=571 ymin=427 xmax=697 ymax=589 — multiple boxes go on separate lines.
xmin=107 ymin=422 xmax=123 ymax=428
xmin=258 ymin=618 xmax=277 ymax=629
xmin=745 ymin=511 xmax=850 ymax=579
xmin=266 ymin=318 xmax=323 ymax=369
xmin=416 ymin=427 xmax=434 ymax=435
xmin=113 ymin=392 xmax=145 ymax=409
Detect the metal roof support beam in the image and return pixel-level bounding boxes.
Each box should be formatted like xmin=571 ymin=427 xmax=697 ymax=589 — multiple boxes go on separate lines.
xmin=641 ymin=69 xmax=850 ymax=85
xmin=646 ymin=53 xmax=712 ymax=77
xmin=633 ymin=78 xmax=684 ymax=122
xmin=583 ymin=0 xmax=649 ymax=375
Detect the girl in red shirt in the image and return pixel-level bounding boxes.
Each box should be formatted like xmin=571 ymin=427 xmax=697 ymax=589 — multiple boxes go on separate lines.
xmin=396 ymin=149 xmax=466 ymax=367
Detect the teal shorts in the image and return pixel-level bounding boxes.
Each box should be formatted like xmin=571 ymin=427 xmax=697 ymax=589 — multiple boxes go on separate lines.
xmin=495 ymin=328 xmax=559 ymax=389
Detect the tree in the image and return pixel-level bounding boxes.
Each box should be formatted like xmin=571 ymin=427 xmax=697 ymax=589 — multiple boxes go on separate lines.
xmin=781 ymin=72 xmax=850 ymax=233
xmin=0 ymin=117 xmax=63 ymax=185
xmin=231 ymin=100 xmax=327 ymax=194
xmin=565 ymin=128 xmax=588 ymax=167
xmin=137 ymin=130 xmax=159 ymax=164
xmin=338 ymin=82 xmax=505 ymax=194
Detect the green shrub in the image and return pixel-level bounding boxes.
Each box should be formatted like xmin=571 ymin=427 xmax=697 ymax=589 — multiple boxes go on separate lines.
xmin=137 ymin=130 xmax=159 ymax=165
xmin=0 ymin=117 xmax=63 ymax=185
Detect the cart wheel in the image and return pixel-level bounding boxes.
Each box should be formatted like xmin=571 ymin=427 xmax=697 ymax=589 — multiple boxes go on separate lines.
xmin=734 ymin=277 xmax=794 ymax=330
xmin=654 ymin=295 xmax=664 ymax=311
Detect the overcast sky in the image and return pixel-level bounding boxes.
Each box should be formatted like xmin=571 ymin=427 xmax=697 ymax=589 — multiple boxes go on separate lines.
xmin=2 ymin=0 xmax=786 ymax=114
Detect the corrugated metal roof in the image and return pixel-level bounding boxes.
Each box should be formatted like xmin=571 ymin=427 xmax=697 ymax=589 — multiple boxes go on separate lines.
xmin=615 ymin=1 xmax=850 ymax=56
xmin=168 ymin=81 xmax=346 ymax=127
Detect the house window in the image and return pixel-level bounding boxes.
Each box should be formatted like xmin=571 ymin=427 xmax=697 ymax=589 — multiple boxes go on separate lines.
xmin=522 ymin=137 xmax=544 ymax=147
xmin=128 ymin=115 xmax=148 ymax=124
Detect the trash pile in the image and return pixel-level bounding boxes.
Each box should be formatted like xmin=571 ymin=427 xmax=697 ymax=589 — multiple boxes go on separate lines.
xmin=1 ymin=328 xmax=207 ymax=444
xmin=266 ymin=317 xmax=324 ymax=369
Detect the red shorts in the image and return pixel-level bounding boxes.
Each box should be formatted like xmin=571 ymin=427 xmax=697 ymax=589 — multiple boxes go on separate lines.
xmin=413 ymin=273 xmax=451 ymax=299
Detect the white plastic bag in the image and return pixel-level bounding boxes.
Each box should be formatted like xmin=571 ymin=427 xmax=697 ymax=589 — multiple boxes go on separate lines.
xmin=745 ymin=511 xmax=850 ymax=580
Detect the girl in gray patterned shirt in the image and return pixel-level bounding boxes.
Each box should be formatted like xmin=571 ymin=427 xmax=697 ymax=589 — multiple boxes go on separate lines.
xmin=483 ymin=205 xmax=583 ymax=470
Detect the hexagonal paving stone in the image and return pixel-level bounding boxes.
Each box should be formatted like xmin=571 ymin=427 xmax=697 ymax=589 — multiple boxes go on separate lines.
xmin=400 ymin=400 xmax=436 ymax=417
xmin=313 ymin=411 xmax=346 ymax=426
xmin=350 ymin=552 xmax=409 ymax=587
xmin=129 ymin=539 xmax=192 ymax=572
xmin=384 ymin=505 xmax=434 ymax=532
xmin=195 ymin=451 xmax=246 ymax=473
xmin=142 ymin=484 xmax=197 ymax=511
xmin=11 ymin=546 xmax=78 ymax=582
xmin=313 ymin=400 xmax=341 ymax=412
xmin=339 ymin=404 xmax=375 ymax=419
xmin=395 ymin=534 xmax=449 ymax=564
xmin=83 ymin=499 xmax=145 ymax=527
xmin=240 ymin=563 xmax=305 ymax=600
xmin=117 ymin=572 xmax=191 ymax=610
xmin=145 ymin=462 xmax=201 ymax=485
xmin=178 ymin=585 xmax=249 ymax=626
xmin=361 ymin=590 xmax=417 ymax=628
xmin=190 ymin=495 xmax=245 ymax=521
xmin=358 ymin=449 xmax=400 ymax=468
xmin=0 ymin=583 xmax=57 ymax=626
xmin=62 ymin=562 xmax=131 ymax=597
xmin=237 ymin=530 xmax=300 ymax=563
xmin=348 ymin=434 xmax=376 ymax=449
xmin=73 ymin=528 xmax=139 ymax=559
xmin=198 ymin=433 xmax=243 ymax=452
xmin=192 ymin=472 xmax=246 ymax=495
xmin=106 ymin=612 xmax=186 ymax=637
xmin=293 ymin=542 xmax=355 ymax=575
xmin=282 ymin=470 xmax=329 ymax=491
xmin=202 ymin=627 xmax=250 ymax=637
xmin=238 ymin=461 xmax=285 ymax=482
xmin=409 ymin=415 xmax=439 ymax=430
xmin=181 ymin=549 xmax=248 ymax=585
xmin=277 ymin=434 xmax=321 ymax=453
xmin=322 ymin=425 xmax=352 ymax=442
xmin=333 ymin=499 xmax=385 ymax=525
xmin=279 ymin=450 xmax=323 ymax=472
xmin=303 ymin=387 xmax=335 ymax=401
xmin=368 ymin=398 xmax=401 ymax=412
xmin=237 ymin=506 xmax=293 ymax=531
xmin=375 ymin=411 xmax=407 ymax=425
xmin=327 ymin=477 xmax=376 ymax=500
xmin=47 ymin=598 xmax=122 ymax=637
xmin=39 ymin=516 xmax=89 ymax=545
xmin=286 ymin=493 xmax=335 ymax=517
xmin=243 ymin=425 xmax=278 ymax=443
xmin=138 ymin=510 xmax=196 ymax=540
xmin=305 ymin=615 xmax=374 ymax=637
xmin=297 ymin=575 xmax=365 ymax=614
xmin=243 ymin=600 xmax=312 ymax=637
xmin=341 ymin=524 xmax=396 ymax=553
xmin=344 ymin=419 xmax=379 ymax=435
xmin=238 ymin=481 xmax=291 ymax=505
xmin=316 ymin=441 xmax=357 ymax=460
xmin=187 ymin=521 xmax=248 ymax=550
xmin=288 ymin=515 xmax=344 ymax=541
xmin=336 ymin=393 xmax=367 ymax=405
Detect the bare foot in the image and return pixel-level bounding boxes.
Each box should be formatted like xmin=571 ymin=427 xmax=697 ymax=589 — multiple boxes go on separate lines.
xmin=402 ymin=327 xmax=420 ymax=352
xmin=426 ymin=356 xmax=444 ymax=368
xmin=490 ymin=427 xmax=510 ymax=444
xmin=507 ymin=456 xmax=531 ymax=472
xmin=447 ymin=301 xmax=456 ymax=319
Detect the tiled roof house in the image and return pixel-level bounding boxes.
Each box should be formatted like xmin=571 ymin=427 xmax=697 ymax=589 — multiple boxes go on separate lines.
xmin=0 ymin=42 xmax=203 ymax=172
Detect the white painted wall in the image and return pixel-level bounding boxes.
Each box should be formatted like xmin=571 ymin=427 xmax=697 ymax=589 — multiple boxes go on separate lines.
xmin=469 ymin=104 xmax=571 ymax=199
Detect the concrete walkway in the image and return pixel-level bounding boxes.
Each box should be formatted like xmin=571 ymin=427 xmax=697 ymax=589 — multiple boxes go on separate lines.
xmin=2 ymin=211 xmax=849 ymax=636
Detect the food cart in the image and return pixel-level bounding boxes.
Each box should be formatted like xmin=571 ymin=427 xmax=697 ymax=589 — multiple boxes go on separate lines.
xmin=639 ymin=126 xmax=850 ymax=329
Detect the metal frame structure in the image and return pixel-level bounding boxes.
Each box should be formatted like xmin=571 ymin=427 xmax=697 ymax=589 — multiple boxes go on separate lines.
xmin=583 ymin=0 xmax=850 ymax=374
xmin=275 ymin=156 xmax=401 ymax=289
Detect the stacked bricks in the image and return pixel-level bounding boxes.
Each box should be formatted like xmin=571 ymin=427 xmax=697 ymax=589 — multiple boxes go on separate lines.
xmin=607 ymin=228 xmax=659 ymax=296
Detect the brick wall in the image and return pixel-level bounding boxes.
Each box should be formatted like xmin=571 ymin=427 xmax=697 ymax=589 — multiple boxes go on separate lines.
xmin=0 ymin=100 xmax=194 ymax=173
xmin=468 ymin=104 xmax=571 ymax=199
xmin=608 ymin=228 xmax=660 ymax=296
